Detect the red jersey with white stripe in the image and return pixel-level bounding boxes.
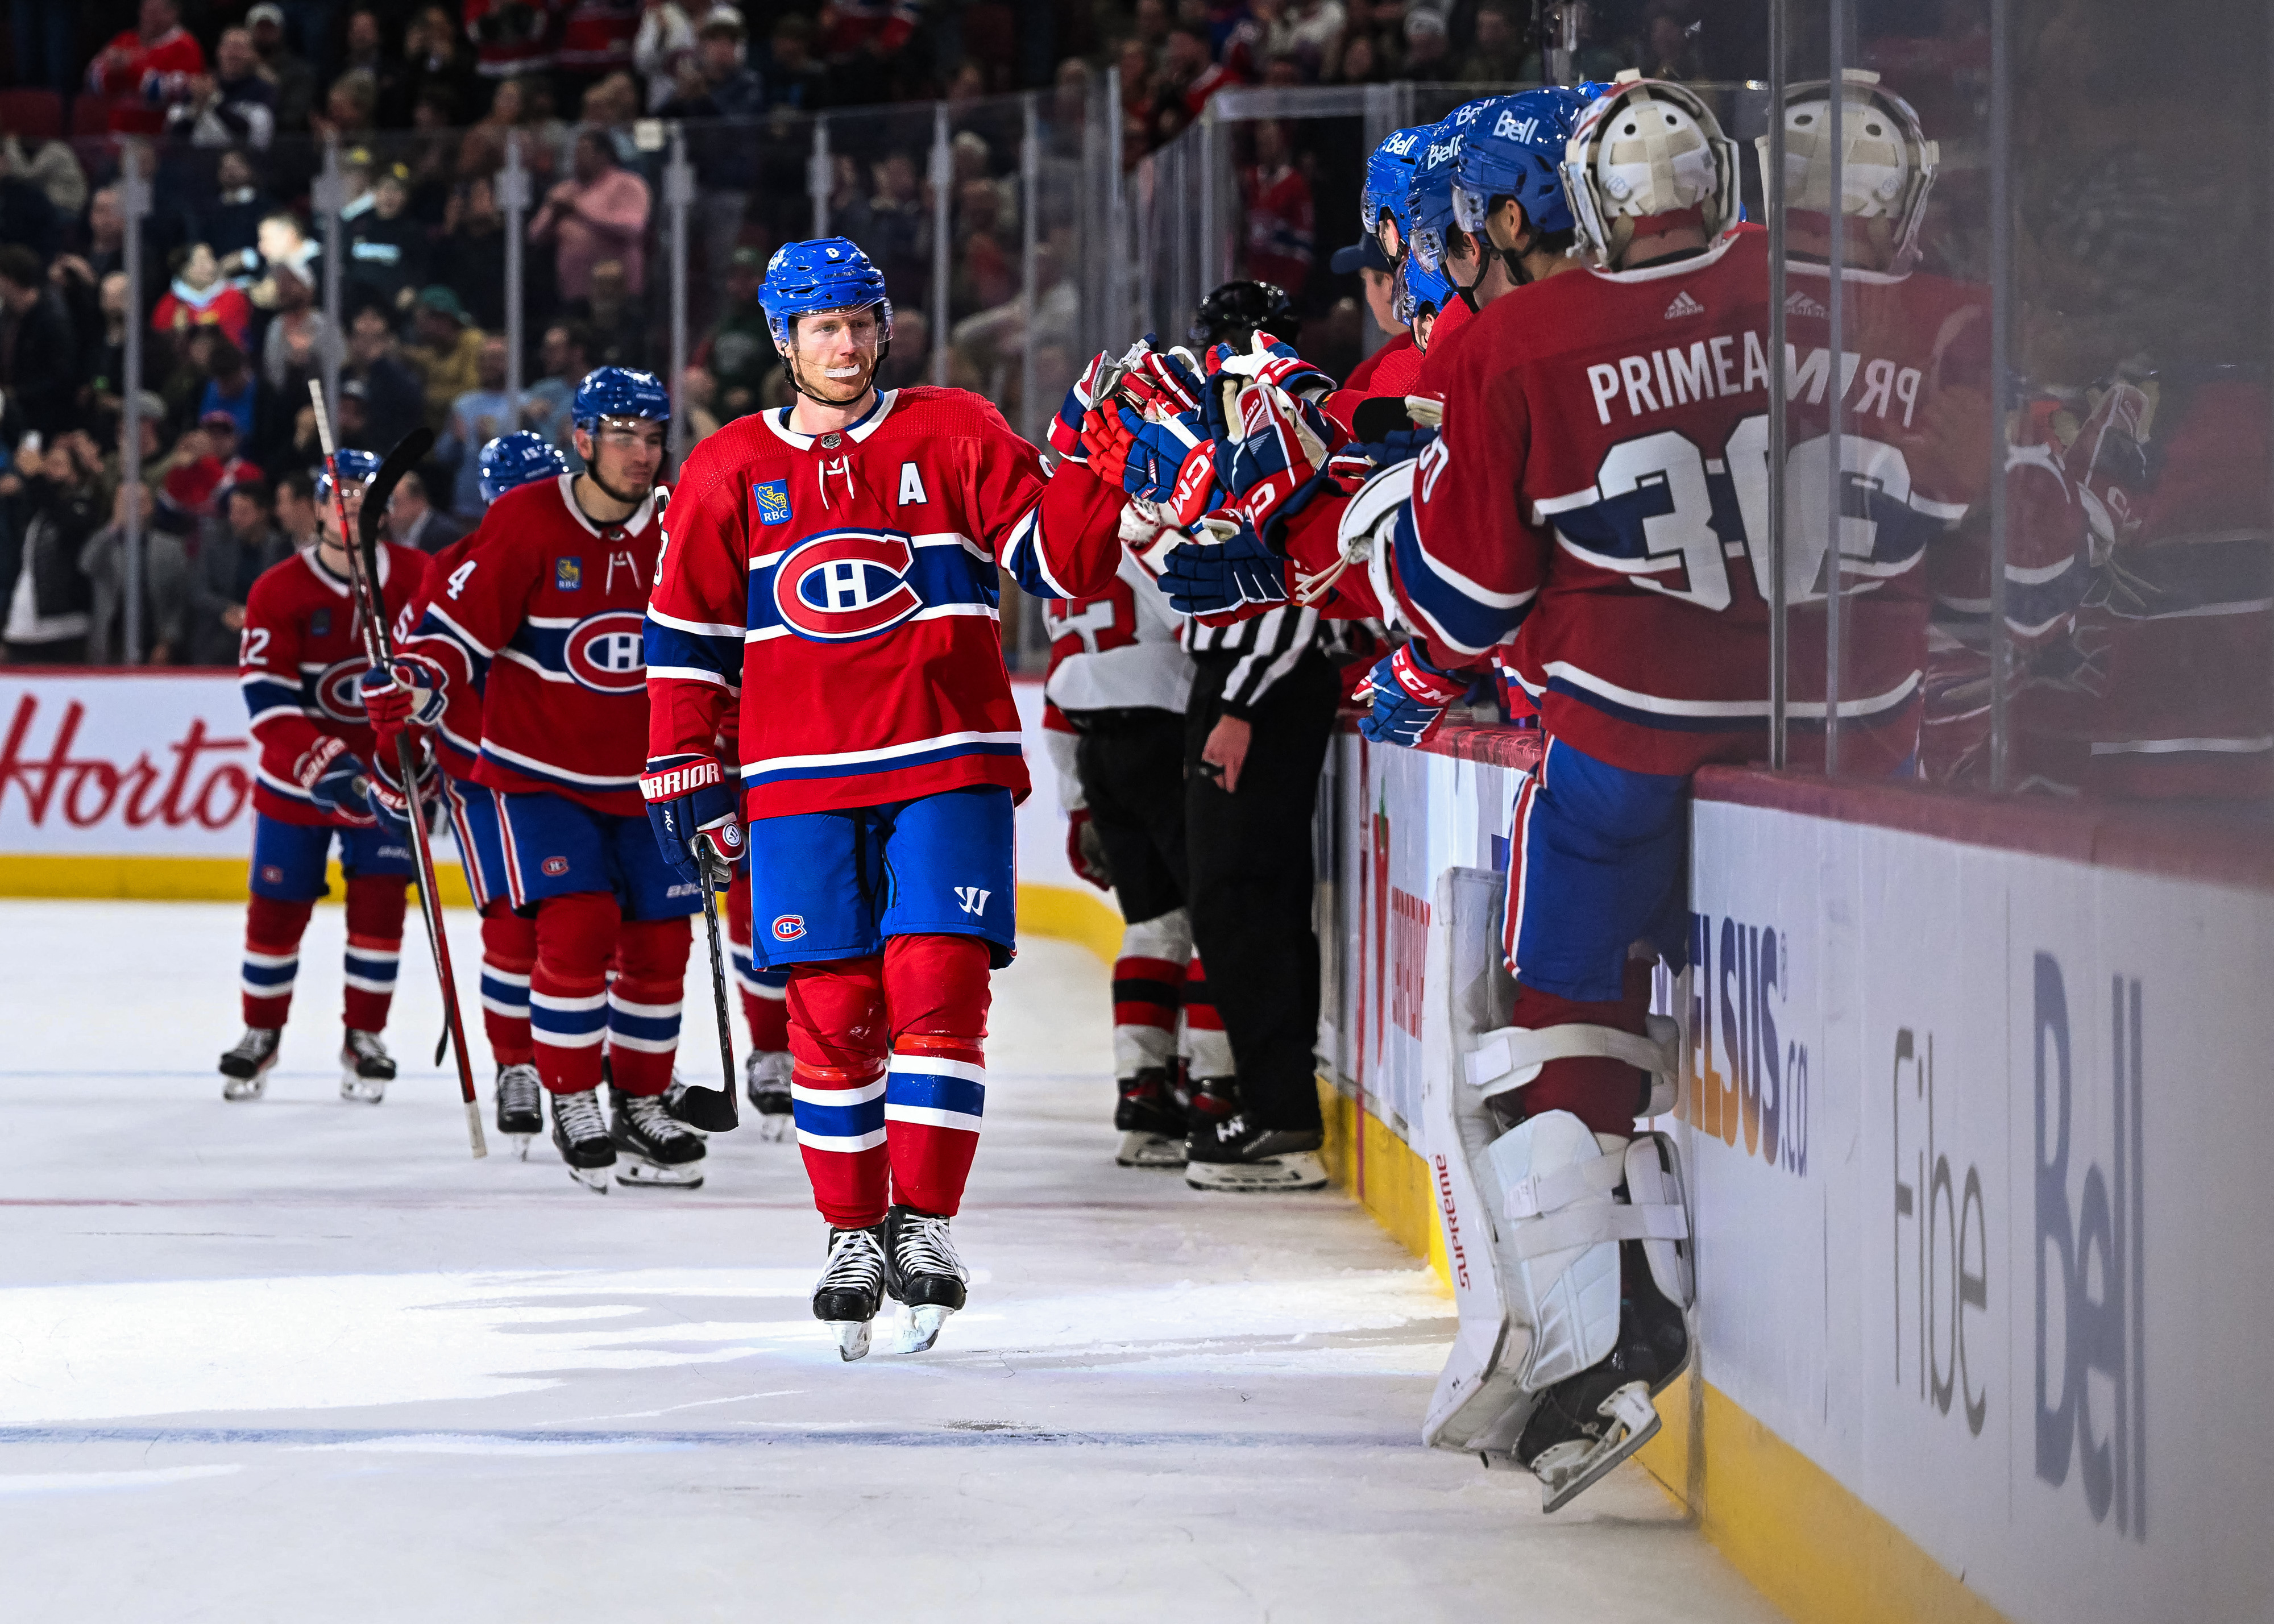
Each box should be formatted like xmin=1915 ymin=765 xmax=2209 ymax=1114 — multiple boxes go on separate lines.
xmin=1406 ymin=227 xmax=1982 ymax=776
xmin=392 ymin=525 xmax=496 ymax=780
xmin=645 ymin=387 xmax=1123 ymax=819
xmin=404 ymin=474 xmax=665 ymax=816
xmin=240 ymin=543 xmax=431 ymax=825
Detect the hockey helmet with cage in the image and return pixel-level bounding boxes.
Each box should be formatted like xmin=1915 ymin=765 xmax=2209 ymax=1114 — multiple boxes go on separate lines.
xmin=1396 ymin=252 xmax=1456 ymax=329
xmin=570 ymin=366 xmax=671 ymax=430
xmin=1759 ymin=70 xmax=1939 ymax=272
xmin=478 ymin=430 xmax=569 ymax=504
xmin=1450 ymin=87 xmax=1592 ymax=242
xmin=1189 ymin=279 xmax=1296 ymax=348
xmin=1405 ymin=118 xmax=1467 ymax=278
xmin=314 ymin=446 xmax=382 ymax=502
xmin=1360 ymin=126 xmax=1431 ymax=264
xmin=760 ymin=236 xmax=894 ymax=347
xmin=1562 ymin=72 xmax=1740 ymax=269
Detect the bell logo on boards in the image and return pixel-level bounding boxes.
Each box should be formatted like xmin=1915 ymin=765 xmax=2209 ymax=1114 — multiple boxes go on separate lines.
xmin=2034 ymin=952 xmax=2147 ymax=1540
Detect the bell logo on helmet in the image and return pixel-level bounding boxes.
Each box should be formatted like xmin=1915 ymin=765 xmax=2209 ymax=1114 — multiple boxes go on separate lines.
xmin=771 ymin=529 xmax=923 ymax=642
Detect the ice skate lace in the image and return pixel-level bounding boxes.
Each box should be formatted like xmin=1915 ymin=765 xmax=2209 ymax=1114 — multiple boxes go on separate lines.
xmin=227 ymin=1028 xmax=278 ymax=1059
xmin=343 ymin=1030 xmax=391 ymax=1064
xmin=820 ymin=1228 xmax=885 ymax=1291
xmin=622 ymin=1093 xmax=696 ymax=1144
xmin=746 ymin=1050 xmax=792 ymax=1096
xmin=553 ymin=1087 xmax=609 ymax=1140
xmin=497 ymin=1064 xmax=541 ymax=1108
xmin=893 ymin=1214 xmax=968 ymax=1285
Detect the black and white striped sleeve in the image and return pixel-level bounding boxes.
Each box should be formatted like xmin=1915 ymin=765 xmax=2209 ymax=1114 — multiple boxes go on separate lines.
xmin=1190 ymin=604 xmax=1321 ymax=717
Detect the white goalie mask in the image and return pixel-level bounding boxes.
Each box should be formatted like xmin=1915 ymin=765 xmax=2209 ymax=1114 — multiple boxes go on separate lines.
xmin=1757 ymin=69 xmax=1940 ymax=272
xmin=1561 ymin=70 xmax=1740 ymax=269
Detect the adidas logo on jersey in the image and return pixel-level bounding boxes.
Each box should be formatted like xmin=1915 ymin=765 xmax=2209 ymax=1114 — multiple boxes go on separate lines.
xmin=1785 ymin=290 xmax=1829 ymax=319
xmin=1663 ymin=290 xmax=1706 ymax=320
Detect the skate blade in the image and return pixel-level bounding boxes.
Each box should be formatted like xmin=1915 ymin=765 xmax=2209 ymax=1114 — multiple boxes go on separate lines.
xmin=897 ymin=1303 xmax=954 ymax=1355
xmin=1536 ymin=1382 xmax=1661 ymax=1514
xmin=508 ymin=1132 xmax=535 ymax=1162
xmin=757 ymin=1112 xmax=793 ymax=1143
xmin=1116 ymin=1131 xmax=1188 ymax=1168
xmin=221 ymin=1079 xmax=267 ymax=1102
xmin=614 ymin=1158 xmax=705 ymax=1189
xmin=828 ymin=1319 xmax=873 ymax=1361
xmin=339 ymin=1076 xmax=388 ymax=1104
xmin=566 ymin=1162 xmax=612 ymax=1194
xmin=1184 ymin=1150 xmax=1329 ymax=1193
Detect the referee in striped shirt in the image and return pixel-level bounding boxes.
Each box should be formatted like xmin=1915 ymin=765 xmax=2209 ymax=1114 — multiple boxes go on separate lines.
xmin=1180 ymin=599 xmax=1341 ymax=1189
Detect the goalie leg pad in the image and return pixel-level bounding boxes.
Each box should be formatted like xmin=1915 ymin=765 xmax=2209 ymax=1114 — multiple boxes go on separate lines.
xmin=1463 ymin=1000 xmax=1682 ymax=1125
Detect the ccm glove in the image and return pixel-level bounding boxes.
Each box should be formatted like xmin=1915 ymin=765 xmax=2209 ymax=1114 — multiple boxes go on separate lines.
xmin=293 ymin=735 xmax=375 ymax=822
xmin=358 ymin=654 xmax=448 ymax=732
xmin=1160 ymin=518 xmax=1289 ymax=617
xmin=1354 ymin=642 xmax=1474 ymax=749
xmin=640 ymin=753 xmax=743 ymax=886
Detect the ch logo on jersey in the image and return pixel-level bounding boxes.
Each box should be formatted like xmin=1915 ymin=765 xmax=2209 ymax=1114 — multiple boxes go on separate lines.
xmin=772 ymin=529 xmax=923 ymax=642
xmin=562 ymin=609 xmax=649 ymax=694
xmin=754 ymin=479 xmax=792 ymax=525
xmin=771 ymin=915 xmax=806 ymax=941
xmin=312 ymin=657 xmax=371 ymax=723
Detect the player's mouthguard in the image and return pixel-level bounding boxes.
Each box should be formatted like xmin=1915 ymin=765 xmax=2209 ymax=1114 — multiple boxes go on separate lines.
xmin=824 ymin=366 xmax=863 ymax=379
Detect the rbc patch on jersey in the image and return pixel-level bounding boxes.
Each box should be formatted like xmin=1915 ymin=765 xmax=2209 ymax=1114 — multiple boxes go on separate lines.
xmin=754 ymin=480 xmax=792 ymax=526
xmin=310 ymin=609 xmax=331 ymax=638
xmin=554 ymin=556 xmax=582 ymax=591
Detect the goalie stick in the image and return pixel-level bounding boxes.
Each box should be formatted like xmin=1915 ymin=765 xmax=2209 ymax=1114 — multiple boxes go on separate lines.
xmin=306 ymin=387 xmax=485 ymax=1158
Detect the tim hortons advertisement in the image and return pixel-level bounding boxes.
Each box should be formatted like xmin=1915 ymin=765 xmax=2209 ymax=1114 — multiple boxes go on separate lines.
xmin=1687 ymin=795 xmax=2274 ymax=1624
xmin=0 ymin=671 xmax=259 ymax=858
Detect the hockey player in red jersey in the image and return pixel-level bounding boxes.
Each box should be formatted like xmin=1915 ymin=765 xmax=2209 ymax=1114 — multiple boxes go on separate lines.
xmin=641 ymin=238 xmax=1122 ymax=1359
xmin=366 ymin=368 xmax=710 ymax=1192
xmin=219 ymin=449 xmax=430 ymax=1103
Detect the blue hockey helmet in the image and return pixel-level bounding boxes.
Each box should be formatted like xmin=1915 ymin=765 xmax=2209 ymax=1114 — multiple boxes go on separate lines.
xmin=1451 ymin=87 xmax=1591 ymax=240
xmin=478 ymin=430 xmax=569 ymax=504
xmin=1406 ymin=119 xmax=1468 ymax=275
xmin=314 ymin=447 xmax=383 ymax=502
xmin=571 ymin=366 xmax=671 ymax=431
xmin=1360 ymin=126 xmax=1431 ymax=263
xmin=760 ymin=236 xmax=894 ymax=346
xmin=1396 ymin=247 xmax=1456 ymax=328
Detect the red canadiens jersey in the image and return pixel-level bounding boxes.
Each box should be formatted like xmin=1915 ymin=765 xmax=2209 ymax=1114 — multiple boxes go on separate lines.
xmin=240 ymin=543 xmax=431 ymax=825
xmin=1405 ymin=229 xmax=1997 ymax=778
xmin=646 ymin=388 xmax=1123 ymax=820
xmin=405 ymin=474 xmax=665 ymax=816
xmin=1043 ymin=534 xmax=1194 ymax=717
xmin=393 ymin=525 xmax=495 ymax=781
xmin=1344 ymin=331 xmax=1418 ymax=394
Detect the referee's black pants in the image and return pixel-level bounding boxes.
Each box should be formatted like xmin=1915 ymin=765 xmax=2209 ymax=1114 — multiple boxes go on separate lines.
xmin=1183 ymin=650 xmax=1341 ymax=1135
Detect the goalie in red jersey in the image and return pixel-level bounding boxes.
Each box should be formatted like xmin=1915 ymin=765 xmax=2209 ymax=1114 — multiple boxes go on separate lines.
xmin=642 ymin=238 xmax=1122 ymax=1360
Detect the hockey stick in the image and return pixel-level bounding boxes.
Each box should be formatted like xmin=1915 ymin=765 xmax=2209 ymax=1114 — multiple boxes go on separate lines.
xmin=307 ymin=385 xmax=485 ymax=1159
xmin=675 ymin=848 xmax=740 ymax=1133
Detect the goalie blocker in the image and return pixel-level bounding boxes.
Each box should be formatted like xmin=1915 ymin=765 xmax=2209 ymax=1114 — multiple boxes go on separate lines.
xmin=1420 ymin=866 xmax=1692 ymax=1513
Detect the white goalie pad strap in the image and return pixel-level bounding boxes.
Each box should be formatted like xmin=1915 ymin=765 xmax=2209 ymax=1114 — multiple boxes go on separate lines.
xmin=1503 ymin=1149 xmax=1625 ymax=1219
xmin=1465 ymin=1017 xmax=1678 ymax=1096
xmin=1503 ymin=1197 xmax=1689 ymax=1260
xmin=1483 ymin=1111 xmax=1625 ymax=1393
xmin=1625 ymin=1131 xmax=1694 ymax=1308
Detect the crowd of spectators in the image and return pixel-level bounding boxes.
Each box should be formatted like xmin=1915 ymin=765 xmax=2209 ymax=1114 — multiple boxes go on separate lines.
xmin=1 ymin=0 xmax=1725 ymax=667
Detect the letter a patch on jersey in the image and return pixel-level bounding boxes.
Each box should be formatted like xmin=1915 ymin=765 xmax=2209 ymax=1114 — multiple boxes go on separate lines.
xmin=755 ymin=479 xmax=792 ymax=525
xmin=897 ymin=462 xmax=929 ymax=505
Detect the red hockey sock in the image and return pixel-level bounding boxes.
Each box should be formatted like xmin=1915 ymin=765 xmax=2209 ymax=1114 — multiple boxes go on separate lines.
xmin=530 ymin=891 xmax=618 ymax=1095
xmin=1509 ymin=971 xmax=1653 ymax=1140
xmin=787 ymin=954 xmax=890 ymax=1228
xmin=241 ymin=894 xmax=314 ymax=1029
xmin=479 ymin=903 xmax=537 ymax=1066
xmin=341 ymin=874 xmax=408 ymax=1033
xmin=606 ymin=916 xmax=691 ymax=1096
xmin=881 ymin=933 xmax=992 ymax=1219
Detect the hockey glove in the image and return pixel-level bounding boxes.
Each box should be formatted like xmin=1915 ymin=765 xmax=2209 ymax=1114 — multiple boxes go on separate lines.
xmin=366 ymin=737 xmax=438 ymax=838
xmin=640 ymin=753 xmax=743 ymax=887
xmin=1123 ymin=409 xmax=1212 ymax=507
xmin=1078 ymin=401 xmax=1142 ymax=488
xmin=294 ymin=735 xmax=375 ymax=823
xmin=1354 ymin=642 xmax=1473 ymax=749
xmin=358 ymin=654 xmax=448 ymax=732
xmin=1221 ymin=382 xmax=1333 ymax=542
xmin=1160 ymin=518 xmax=1289 ymax=617
xmin=1066 ymin=808 xmax=1113 ymax=891
xmin=1204 ymin=333 xmax=1335 ymax=400
xmin=1122 ymin=346 xmax=1205 ymax=416
xmin=1325 ymin=426 xmax=1437 ymax=496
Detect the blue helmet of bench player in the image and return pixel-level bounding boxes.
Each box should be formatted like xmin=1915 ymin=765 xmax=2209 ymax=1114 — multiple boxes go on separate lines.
xmin=571 ymin=366 xmax=671 ymax=430
xmin=314 ymin=447 xmax=382 ymax=502
xmin=1406 ymin=117 xmax=1468 ymax=284
xmin=1360 ymin=126 xmax=1431 ymax=263
xmin=760 ymin=236 xmax=894 ymax=346
xmin=478 ymin=430 xmax=569 ymax=504
xmin=1451 ymin=87 xmax=1591 ymax=258
xmin=1397 ymin=247 xmax=1457 ymax=329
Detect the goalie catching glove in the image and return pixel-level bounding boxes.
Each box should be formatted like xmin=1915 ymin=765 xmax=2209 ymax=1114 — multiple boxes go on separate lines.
xmin=640 ymin=754 xmax=744 ymax=886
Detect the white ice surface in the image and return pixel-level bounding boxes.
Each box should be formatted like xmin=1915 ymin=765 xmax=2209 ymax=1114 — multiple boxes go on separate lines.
xmin=0 ymin=900 xmax=1782 ymax=1623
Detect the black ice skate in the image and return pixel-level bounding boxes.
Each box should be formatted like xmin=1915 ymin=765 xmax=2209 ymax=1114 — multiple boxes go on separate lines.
xmin=219 ymin=1027 xmax=281 ymax=1100
xmin=1184 ymin=1083 xmax=1327 ymax=1193
xmin=495 ymin=1062 xmax=542 ymax=1157
xmin=883 ymin=1205 xmax=969 ymax=1354
xmin=1114 ymin=1066 xmax=1187 ymax=1168
xmin=813 ymin=1223 xmax=887 ymax=1361
xmin=746 ymin=1049 xmax=793 ymax=1141
xmin=609 ymin=1086 xmax=707 ymax=1188
xmin=549 ymin=1085 xmax=617 ymax=1193
xmin=339 ymin=1030 xmax=395 ymax=1103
